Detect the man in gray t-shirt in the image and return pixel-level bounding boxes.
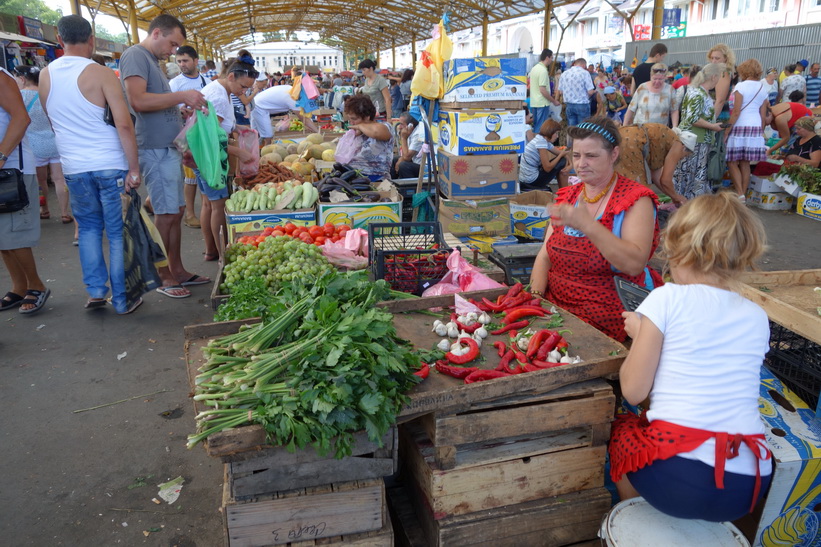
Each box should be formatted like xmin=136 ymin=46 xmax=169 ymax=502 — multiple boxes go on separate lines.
xmin=120 ymin=14 xmax=209 ymax=298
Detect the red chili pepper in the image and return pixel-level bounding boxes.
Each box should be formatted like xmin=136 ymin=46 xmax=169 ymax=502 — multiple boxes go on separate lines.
xmin=532 ymin=359 xmax=566 ymax=369
xmin=535 ymin=332 xmax=561 ymax=361
xmin=526 ymin=329 xmax=551 ymax=359
xmin=455 ymin=320 xmax=481 ymax=334
xmin=509 ymin=330 xmax=519 ymax=338
xmin=481 ymin=297 xmax=505 ymax=312
xmin=526 ymin=298 xmax=543 ymax=307
xmin=506 ymin=282 xmax=523 ymax=298
xmin=493 ymin=341 xmax=507 ymax=358
xmin=464 ymin=369 xmax=509 ymax=384
xmin=556 ymin=339 xmax=569 ymax=352
xmin=495 ymin=349 xmax=516 ymax=372
xmin=470 ymin=298 xmax=492 ymax=312
xmin=491 ymin=320 xmax=529 ymax=335
xmin=514 ymin=350 xmax=528 ymax=364
xmin=523 ymin=362 xmax=545 ymax=373
xmin=503 ymin=304 xmax=546 ymax=314
xmin=500 ymin=293 xmax=531 ymax=309
xmin=503 ymin=308 xmax=547 ymax=324
xmin=445 ymin=337 xmax=481 ymax=365
xmin=435 ymin=361 xmax=479 ymax=379
xmin=414 ymin=363 xmax=430 ymax=379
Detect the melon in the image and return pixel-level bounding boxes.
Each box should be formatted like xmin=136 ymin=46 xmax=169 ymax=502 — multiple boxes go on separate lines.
xmin=305 ymin=133 xmax=324 ymax=145
xmin=283 ymin=154 xmax=300 ymax=163
xmin=321 ymin=149 xmax=335 ymax=162
xmin=307 ymin=145 xmax=325 ymax=160
xmin=274 ymin=145 xmax=288 ymax=158
xmin=261 ymin=144 xmax=278 ymax=156
xmin=296 ymin=140 xmax=311 ymax=155
xmin=261 ymin=152 xmax=283 ymax=165
xmin=286 ymin=143 xmax=298 ymax=155
xmin=320 ymin=142 xmax=333 ymax=151
xmin=292 ymin=162 xmax=313 ymax=176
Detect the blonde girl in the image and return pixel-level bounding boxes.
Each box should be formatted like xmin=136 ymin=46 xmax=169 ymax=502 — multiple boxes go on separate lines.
xmin=609 ymin=193 xmax=773 ymax=522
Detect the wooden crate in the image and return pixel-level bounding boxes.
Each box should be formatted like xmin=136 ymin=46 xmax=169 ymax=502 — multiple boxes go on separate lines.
xmin=223 ymin=473 xmax=393 ymax=547
xmin=400 ymin=421 xmax=606 ymax=518
xmin=417 ymin=380 xmax=614 ymax=470
xmin=227 ymin=427 xmax=397 ymax=499
xmin=739 ymin=269 xmax=821 ymax=345
xmin=403 ymin=483 xmax=611 ymax=547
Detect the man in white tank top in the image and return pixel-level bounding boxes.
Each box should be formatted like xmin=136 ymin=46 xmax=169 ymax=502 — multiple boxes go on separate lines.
xmin=40 ymin=15 xmax=142 ymax=314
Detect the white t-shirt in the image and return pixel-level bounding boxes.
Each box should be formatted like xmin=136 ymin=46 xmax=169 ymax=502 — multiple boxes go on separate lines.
xmin=519 ymin=134 xmax=555 ymax=183
xmin=733 ymin=79 xmax=768 ymax=127
xmin=201 ymin=80 xmax=234 ymax=134
xmin=169 ymin=72 xmax=208 ymax=92
xmin=253 ymin=85 xmax=297 ymax=114
xmin=637 ymin=283 xmax=771 ymax=477
xmin=407 ymin=123 xmax=425 ymax=164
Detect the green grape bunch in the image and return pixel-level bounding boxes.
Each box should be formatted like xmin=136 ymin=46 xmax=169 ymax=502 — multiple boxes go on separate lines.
xmin=220 ymin=237 xmax=334 ymax=293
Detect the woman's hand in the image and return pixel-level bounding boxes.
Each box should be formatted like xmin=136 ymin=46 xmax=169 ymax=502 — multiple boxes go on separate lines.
xmin=548 ymin=202 xmax=594 ymax=233
xmin=622 ymin=311 xmax=641 ymax=339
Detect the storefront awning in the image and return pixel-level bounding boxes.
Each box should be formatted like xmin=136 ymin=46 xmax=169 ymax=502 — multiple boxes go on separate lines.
xmin=0 ymin=31 xmax=55 ymax=45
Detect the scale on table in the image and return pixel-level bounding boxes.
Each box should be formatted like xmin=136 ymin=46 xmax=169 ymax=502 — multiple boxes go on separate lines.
xmin=614 ymin=277 xmax=651 ymax=312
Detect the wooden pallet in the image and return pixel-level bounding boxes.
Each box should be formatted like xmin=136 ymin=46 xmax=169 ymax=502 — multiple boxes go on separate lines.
xmin=390 ymin=483 xmax=610 ymax=547
xmin=400 ymin=421 xmax=606 ymax=518
xmin=739 ymin=269 xmax=821 ymax=345
xmin=417 ymin=380 xmax=614 ymax=470
xmin=223 ymin=472 xmax=393 ymax=547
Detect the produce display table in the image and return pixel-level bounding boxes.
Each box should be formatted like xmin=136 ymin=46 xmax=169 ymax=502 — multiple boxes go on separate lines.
xmin=740 ymin=269 xmax=821 ymax=345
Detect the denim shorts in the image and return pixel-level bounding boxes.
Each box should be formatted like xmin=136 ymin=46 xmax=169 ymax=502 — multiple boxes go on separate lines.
xmin=565 ymin=102 xmax=592 ymax=127
xmin=139 ymin=147 xmax=185 ymax=214
xmin=195 ymin=170 xmax=229 ymax=201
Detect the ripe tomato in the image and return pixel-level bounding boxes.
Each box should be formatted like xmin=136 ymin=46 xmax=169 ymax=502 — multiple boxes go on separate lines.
xmin=308 ymin=225 xmax=324 ymax=239
xmin=272 ymin=229 xmax=285 ymax=237
xmin=337 ymin=224 xmax=351 ymax=236
xmin=315 ymin=235 xmax=327 ymax=245
xmin=330 ymin=235 xmax=341 ymax=243
xmin=300 ymin=234 xmax=314 ymax=244
xmin=323 ymin=222 xmax=335 ymax=237
xmin=262 ymin=227 xmax=274 ymax=236
xmin=292 ymin=227 xmax=306 ymax=238
xmin=283 ymin=223 xmax=297 ymax=235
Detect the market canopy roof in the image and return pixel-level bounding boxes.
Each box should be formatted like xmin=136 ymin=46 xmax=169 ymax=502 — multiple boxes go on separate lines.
xmin=91 ymin=0 xmax=579 ymax=53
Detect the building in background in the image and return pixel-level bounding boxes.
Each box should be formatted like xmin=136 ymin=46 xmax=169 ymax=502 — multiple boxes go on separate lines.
xmin=233 ymin=41 xmax=343 ymax=74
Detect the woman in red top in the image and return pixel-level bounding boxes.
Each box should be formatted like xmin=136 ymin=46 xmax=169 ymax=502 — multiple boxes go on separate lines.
xmin=530 ymin=116 xmax=662 ymax=342
xmin=766 ymin=93 xmax=814 ymax=155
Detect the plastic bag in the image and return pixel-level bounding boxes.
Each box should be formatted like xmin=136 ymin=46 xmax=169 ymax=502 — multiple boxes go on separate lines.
xmin=121 ymin=190 xmax=164 ymax=310
xmin=421 ymin=249 xmax=505 ymax=297
xmin=302 ymin=75 xmax=319 ymax=99
xmin=173 ymin=113 xmax=198 ymax=169
xmin=236 ymin=128 xmax=260 ymax=177
xmin=275 ymin=117 xmax=292 ymax=132
xmin=188 ymin=101 xmax=228 ymax=189
xmin=334 ymin=130 xmax=363 ymax=164
xmin=320 ymin=228 xmax=369 ymax=270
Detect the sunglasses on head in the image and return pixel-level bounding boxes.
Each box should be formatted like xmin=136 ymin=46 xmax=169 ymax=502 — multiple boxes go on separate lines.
xmin=652 ymin=68 xmax=666 ymax=74
xmin=232 ymin=68 xmax=260 ymax=79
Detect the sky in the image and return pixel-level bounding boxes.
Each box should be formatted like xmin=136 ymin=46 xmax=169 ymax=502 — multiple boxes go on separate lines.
xmin=43 ymin=0 xmax=133 ymax=35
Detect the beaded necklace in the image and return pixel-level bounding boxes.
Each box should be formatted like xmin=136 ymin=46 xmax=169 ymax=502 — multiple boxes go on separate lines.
xmin=582 ymin=172 xmax=618 ymax=203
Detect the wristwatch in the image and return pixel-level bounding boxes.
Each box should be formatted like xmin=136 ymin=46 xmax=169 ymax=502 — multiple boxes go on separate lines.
xmin=0 ymin=151 xmax=8 ymax=162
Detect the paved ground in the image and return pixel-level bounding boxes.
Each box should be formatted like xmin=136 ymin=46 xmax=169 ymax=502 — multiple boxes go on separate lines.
xmin=1 ymin=192 xmax=819 ymax=546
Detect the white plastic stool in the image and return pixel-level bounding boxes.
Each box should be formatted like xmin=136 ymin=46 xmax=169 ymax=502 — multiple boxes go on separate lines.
xmin=599 ymin=498 xmax=750 ymax=546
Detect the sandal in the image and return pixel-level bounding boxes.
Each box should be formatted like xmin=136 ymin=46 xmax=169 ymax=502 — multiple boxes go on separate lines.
xmin=118 ymin=297 xmax=143 ymax=315
xmin=203 ymin=253 xmax=219 ymax=262
xmin=180 ymin=274 xmax=211 ymax=286
xmin=84 ymin=298 xmax=107 ymax=310
xmin=40 ymin=211 xmax=51 ymax=220
xmin=0 ymin=291 xmax=24 ymax=311
xmin=155 ymin=285 xmax=191 ymax=299
xmin=19 ymin=288 xmax=51 ymax=315
xmin=61 ymin=215 xmax=74 ymax=224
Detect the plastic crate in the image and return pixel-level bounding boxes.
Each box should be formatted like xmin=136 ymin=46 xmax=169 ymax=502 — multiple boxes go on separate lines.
xmin=368 ymin=222 xmax=451 ymax=295
xmin=487 ymin=244 xmax=541 ymax=285
xmin=391 ymin=178 xmax=438 ymax=222
xmin=764 ymin=322 xmax=821 ymax=412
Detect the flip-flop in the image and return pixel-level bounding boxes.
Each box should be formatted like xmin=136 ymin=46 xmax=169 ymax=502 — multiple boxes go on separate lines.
xmin=118 ymin=297 xmax=143 ymax=315
xmin=0 ymin=291 xmax=24 ymax=311
xmin=156 ymin=285 xmax=191 ymax=299
xmin=180 ymin=275 xmax=211 ymax=286
xmin=19 ymin=288 xmax=51 ymax=315
xmin=40 ymin=211 xmax=51 ymax=219
xmin=84 ymin=298 xmax=107 ymax=310
xmin=61 ymin=215 xmax=74 ymax=224
xmin=203 ymin=253 xmax=219 ymax=262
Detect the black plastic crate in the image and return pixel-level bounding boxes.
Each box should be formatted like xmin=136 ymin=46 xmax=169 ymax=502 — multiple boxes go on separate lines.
xmin=764 ymin=322 xmax=821 ymax=411
xmin=487 ymin=242 xmax=543 ymax=285
xmin=368 ymin=222 xmax=451 ymax=295
xmin=391 ymin=179 xmax=438 ymax=223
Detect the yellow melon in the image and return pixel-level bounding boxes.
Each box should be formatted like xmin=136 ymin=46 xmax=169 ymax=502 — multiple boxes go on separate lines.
xmin=261 ymin=152 xmax=283 ymax=165
xmin=307 ymin=145 xmax=325 ymax=160
xmin=321 ymin=149 xmax=335 ymax=162
xmin=305 ymin=133 xmax=324 ymax=145
xmin=283 ymin=154 xmax=300 ymax=163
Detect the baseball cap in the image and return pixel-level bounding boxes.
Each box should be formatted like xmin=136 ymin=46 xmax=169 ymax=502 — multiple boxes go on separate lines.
xmin=799 ymin=59 xmax=809 ymax=68
xmin=604 ymin=86 xmax=616 ymax=94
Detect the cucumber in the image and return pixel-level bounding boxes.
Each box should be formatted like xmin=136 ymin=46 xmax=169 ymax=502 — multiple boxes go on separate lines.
xmin=301 ymin=182 xmax=313 ymax=208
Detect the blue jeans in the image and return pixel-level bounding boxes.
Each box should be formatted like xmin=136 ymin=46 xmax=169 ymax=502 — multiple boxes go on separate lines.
xmin=64 ymin=169 xmax=128 ymax=313
xmin=565 ymin=102 xmax=591 ymax=127
xmin=531 ymin=106 xmax=550 ymax=133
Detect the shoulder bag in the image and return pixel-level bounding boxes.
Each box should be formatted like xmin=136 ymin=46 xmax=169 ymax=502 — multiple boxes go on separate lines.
xmin=0 ymin=143 xmax=29 ymax=214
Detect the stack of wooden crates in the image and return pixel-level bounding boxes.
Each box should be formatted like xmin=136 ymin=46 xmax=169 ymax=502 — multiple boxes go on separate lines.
xmin=399 ymin=379 xmax=615 ymax=546
xmin=185 ymin=322 xmax=398 ymax=547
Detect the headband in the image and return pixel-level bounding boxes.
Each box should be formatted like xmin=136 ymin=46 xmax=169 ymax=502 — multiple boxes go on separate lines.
xmin=576 ymin=122 xmax=617 ymax=144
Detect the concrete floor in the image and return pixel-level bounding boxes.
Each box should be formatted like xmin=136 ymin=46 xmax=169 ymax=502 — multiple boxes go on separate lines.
xmin=1 ymin=194 xmax=819 ymax=546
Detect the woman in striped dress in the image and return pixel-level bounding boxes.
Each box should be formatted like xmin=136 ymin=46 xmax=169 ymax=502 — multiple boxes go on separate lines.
xmin=725 ymin=59 xmax=769 ymax=201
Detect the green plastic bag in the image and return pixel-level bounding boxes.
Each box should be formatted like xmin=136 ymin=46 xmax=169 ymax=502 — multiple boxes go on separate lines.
xmin=188 ymin=101 xmax=228 ymax=189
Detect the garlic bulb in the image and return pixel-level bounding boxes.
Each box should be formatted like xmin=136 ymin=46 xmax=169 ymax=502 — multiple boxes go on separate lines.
xmin=434 ymin=324 xmax=448 ymax=337
xmin=437 ymin=339 xmax=452 ymax=351
xmin=447 ymin=325 xmax=459 ymax=338
xmin=475 ymin=326 xmax=488 ymax=339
